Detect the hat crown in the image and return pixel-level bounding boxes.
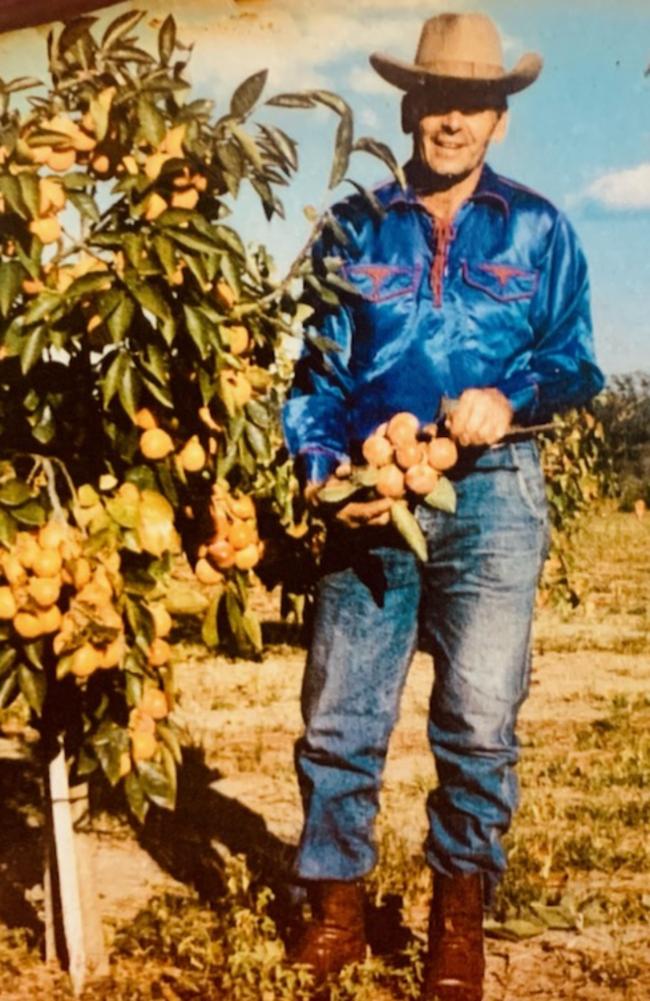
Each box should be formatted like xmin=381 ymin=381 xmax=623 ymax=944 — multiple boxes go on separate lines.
xmin=416 ymin=12 xmax=505 ymax=75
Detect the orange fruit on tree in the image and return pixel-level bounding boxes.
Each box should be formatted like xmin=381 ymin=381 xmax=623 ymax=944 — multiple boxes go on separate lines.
xmin=376 ymin=464 xmax=406 ymax=499
xmin=228 ymin=519 xmax=258 ymax=551
xmin=149 ymin=637 xmax=171 ymax=667
xmin=129 ymin=707 xmax=156 ymax=735
xmin=33 ymin=548 xmax=63 ymax=579
xmin=405 ymin=463 xmax=439 ymax=495
xmin=215 ymin=279 xmax=236 ymax=309
xmin=46 ymin=147 xmax=76 ymax=172
xmin=227 ymin=324 xmax=250 ymax=356
xmin=13 ymin=611 xmax=43 ymax=639
xmin=395 ymin=440 xmax=424 ymax=470
xmin=0 ymin=586 xmax=17 ymax=620
xmin=234 ymin=543 xmax=261 ymax=571
xmin=2 ymin=553 xmax=26 ymax=586
xmin=140 ymin=688 xmax=168 ymax=721
xmin=118 ymin=482 xmax=141 ymax=502
xmin=144 ymin=192 xmax=168 ymax=221
xmin=227 ymin=495 xmax=256 ymax=521
xmin=195 ymin=557 xmax=224 ymax=585
xmin=134 ymin=408 xmax=158 ymax=430
xmin=98 ymin=635 xmax=125 ymax=669
xmin=386 ymin=412 xmax=420 ymax=447
xmin=206 ymin=537 xmax=236 ymax=569
xmin=179 ymin=436 xmax=206 ymax=473
xmin=140 ymin=427 xmax=174 ymax=460
xmin=36 ymin=604 xmax=62 ymax=635
xmin=15 ymin=534 xmax=39 ymax=570
xmin=131 ymin=730 xmax=158 ymax=762
xmin=170 ymin=187 xmax=199 ymax=211
xmin=39 ymin=520 xmax=68 ymax=550
xmin=427 ymin=437 xmax=458 ymax=472
xmin=118 ymin=752 xmax=132 ymax=778
xmin=150 ymin=603 xmax=172 ymax=638
xmin=91 ymin=153 xmax=111 ymax=175
xmin=70 ymin=643 xmax=101 ymax=678
xmin=28 ymin=576 xmax=61 ymax=607
xmin=29 ymin=216 xmax=62 ymax=245
xmin=362 ymin=434 xmax=394 ymax=467
xmin=72 ymin=558 xmax=92 ymax=590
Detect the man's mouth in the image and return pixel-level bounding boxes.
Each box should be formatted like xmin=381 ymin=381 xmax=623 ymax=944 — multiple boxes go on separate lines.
xmin=433 ymin=140 xmax=465 ymax=151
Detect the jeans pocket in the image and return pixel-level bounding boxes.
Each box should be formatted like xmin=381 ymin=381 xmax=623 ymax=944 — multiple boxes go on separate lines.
xmin=513 ymin=449 xmax=549 ymax=524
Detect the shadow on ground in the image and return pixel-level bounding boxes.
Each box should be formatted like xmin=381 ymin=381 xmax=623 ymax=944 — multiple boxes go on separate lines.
xmin=0 ymin=752 xmax=44 ymax=938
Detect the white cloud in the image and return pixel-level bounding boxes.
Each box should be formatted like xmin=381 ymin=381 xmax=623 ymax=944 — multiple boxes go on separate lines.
xmin=583 ymin=163 xmax=650 ymax=211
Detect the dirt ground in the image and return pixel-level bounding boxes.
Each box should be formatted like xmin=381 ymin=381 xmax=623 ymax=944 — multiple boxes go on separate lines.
xmin=0 ymin=510 xmax=649 ymax=999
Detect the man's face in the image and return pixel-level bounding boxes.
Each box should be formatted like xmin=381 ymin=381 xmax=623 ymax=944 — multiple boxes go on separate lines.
xmin=413 ymin=93 xmax=507 ymax=180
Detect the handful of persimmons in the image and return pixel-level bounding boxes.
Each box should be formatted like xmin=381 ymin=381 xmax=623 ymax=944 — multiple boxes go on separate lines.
xmin=318 ymin=411 xmax=459 ymax=560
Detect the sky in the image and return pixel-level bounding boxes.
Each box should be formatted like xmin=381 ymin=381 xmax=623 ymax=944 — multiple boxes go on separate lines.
xmin=1 ymin=0 xmax=649 ymax=375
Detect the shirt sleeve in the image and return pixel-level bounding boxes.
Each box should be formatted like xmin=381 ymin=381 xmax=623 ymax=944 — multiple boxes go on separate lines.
xmin=497 ymin=212 xmax=605 ymax=423
xmin=281 ymin=228 xmax=356 ymax=486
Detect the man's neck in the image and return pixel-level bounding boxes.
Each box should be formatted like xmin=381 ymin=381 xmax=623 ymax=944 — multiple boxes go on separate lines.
xmin=407 ymin=159 xmax=485 ymax=222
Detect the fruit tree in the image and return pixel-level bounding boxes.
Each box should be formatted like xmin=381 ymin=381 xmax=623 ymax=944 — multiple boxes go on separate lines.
xmin=0 ymin=9 xmax=404 ymax=820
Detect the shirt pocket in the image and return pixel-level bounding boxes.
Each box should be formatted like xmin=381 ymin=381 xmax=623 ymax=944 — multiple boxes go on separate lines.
xmin=461 ymin=261 xmax=539 ymax=302
xmin=342 ymin=262 xmax=421 ymax=303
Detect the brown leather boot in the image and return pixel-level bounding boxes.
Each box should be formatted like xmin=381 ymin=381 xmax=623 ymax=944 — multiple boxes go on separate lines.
xmin=422 ymin=872 xmax=485 ymax=1001
xmin=288 ymin=880 xmax=367 ymax=982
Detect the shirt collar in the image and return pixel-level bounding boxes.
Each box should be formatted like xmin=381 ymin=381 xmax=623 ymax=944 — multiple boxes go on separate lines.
xmin=377 ymin=161 xmax=510 ymax=216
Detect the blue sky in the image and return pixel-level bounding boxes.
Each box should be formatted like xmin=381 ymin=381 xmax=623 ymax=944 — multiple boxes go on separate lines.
xmin=3 ymin=0 xmax=649 ymax=375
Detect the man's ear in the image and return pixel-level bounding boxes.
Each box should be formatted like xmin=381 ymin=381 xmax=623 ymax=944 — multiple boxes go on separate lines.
xmin=492 ymin=109 xmax=509 ymax=144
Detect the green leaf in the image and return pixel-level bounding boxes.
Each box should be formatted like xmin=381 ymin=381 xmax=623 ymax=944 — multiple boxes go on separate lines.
xmin=137 ymin=759 xmax=176 ymax=810
xmin=0 ymin=261 xmax=24 ymax=318
xmin=105 ymin=497 xmax=139 ymax=529
xmin=164 ymin=584 xmax=209 ymax=616
xmin=102 ymin=350 xmax=127 ymax=409
xmin=0 ymin=670 xmax=18 ymax=710
xmin=0 ymin=510 xmax=17 ymax=545
xmin=127 ymin=278 xmax=171 ymax=322
xmin=230 ymin=69 xmax=268 ymax=118
xmin=244 ymin=422 xmax=271 ymax=463
xmin=165 ymin=228 xmax=220 ymax=256
xmin=318 ymin=482 xmax=360 ymax=504
xmin=229 ymin=123 xmax=264 ymax=171
xmin=68 ymin=190 xmax=101 ymax=224
xmin=118 ymin=361 xmax=140 ymax=421
xmin=0 ymin=174 xmax=27 ymax=217
xmin=158 ymin=14 xmax=176 ymax=65
xmin=137 ymin=97 xmax=165 ymax=147
xmin=17 ymin=173 xmax=39 ymax=218
xmin=353 ymin=137 xmax=406 ymax=189
xmin=124 ymin=771 xmax=149 ymax=823
xmin=423 ymin=476 xmax=457 ymax=514
xmin=0 ymin=480 xmax=32 ymax=507
xmin=329 ymin=112 xmax=353 ymax=189
xmin=22 ymin=293 xmax=60 ymax=327
xmin=102 ymin=9 xmax=144 ymax=49
xmin=17 ymin=664 xmax=45 ymax=715
xmin=157 ymin=723 xmax=183 ymax=765
xmin=390 ymin=501 xmax=428 ymax=561
xmin=201 ymin=589 xmax=223 ymax=648
xmin=107 ymin=295 xmax=135 ymax=342
xmin=241 ymin=610 xmax=262 ymax=653
xmin=484 ymin=917 xmax=545 ymax=942
xmin=183 ymin=304 xmax=210 ymax=359
xmin=59 ymin=16 xmax=97 ymax=54
xmin=245 ymin=399 xmax=271 ymax=428
xmin=152 ymin=234 xmax=176 ymax=277
xmin=92 ymin=720 xmax=130 ymax=786
xmin=310 ymin=90 xmax=352 ymax=117
xmin=0 ymin=648 xmax=17 ymax=678
xmin=266 ymin=92 xmax=316 ymax=109
xmin=13 ymin=501 xmax=46 ymax=527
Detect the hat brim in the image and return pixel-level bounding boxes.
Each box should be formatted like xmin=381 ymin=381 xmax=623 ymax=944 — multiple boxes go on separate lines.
xmin=369 ymin=51 xmax=543 ymax=97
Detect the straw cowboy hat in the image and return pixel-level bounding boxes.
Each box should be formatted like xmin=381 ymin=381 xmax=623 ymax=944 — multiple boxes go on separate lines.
xmin=370 ymin=12 xmax=542 ymax=97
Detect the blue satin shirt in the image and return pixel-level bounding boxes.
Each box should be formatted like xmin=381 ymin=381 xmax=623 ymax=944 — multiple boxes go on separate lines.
xmin=282 ymin=163 xmax=605 ymax=485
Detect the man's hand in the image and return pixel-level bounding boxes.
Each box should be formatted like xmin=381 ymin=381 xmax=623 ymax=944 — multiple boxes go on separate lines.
xmin=445 ymin=388 xmax=513 ymax=446
xmin=305 ymin=466 xmax=393 ymax=529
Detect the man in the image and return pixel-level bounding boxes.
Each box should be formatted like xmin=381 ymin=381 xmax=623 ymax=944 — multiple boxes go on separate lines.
xmin=282 ymin=12 xmax=604 ymax=1001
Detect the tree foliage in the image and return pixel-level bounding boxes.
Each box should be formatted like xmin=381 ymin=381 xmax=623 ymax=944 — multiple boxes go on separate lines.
xmin=0 ymin=10 xmax=402 ymax=819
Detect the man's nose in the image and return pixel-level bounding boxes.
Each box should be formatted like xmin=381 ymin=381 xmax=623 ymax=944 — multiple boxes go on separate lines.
xmin=441 ymin=110 xmax=464 ymax=131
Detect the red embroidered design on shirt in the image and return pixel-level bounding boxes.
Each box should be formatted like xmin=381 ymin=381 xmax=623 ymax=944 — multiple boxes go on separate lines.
xmin=351 ymin=265 xmax=400 ymax=298
xmin=478 ymin=263 xmax=530 ymax=287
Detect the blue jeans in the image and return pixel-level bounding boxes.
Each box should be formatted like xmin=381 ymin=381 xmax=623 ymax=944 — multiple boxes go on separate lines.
xmin=294 ymin=440 xmax=550 ymax=890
